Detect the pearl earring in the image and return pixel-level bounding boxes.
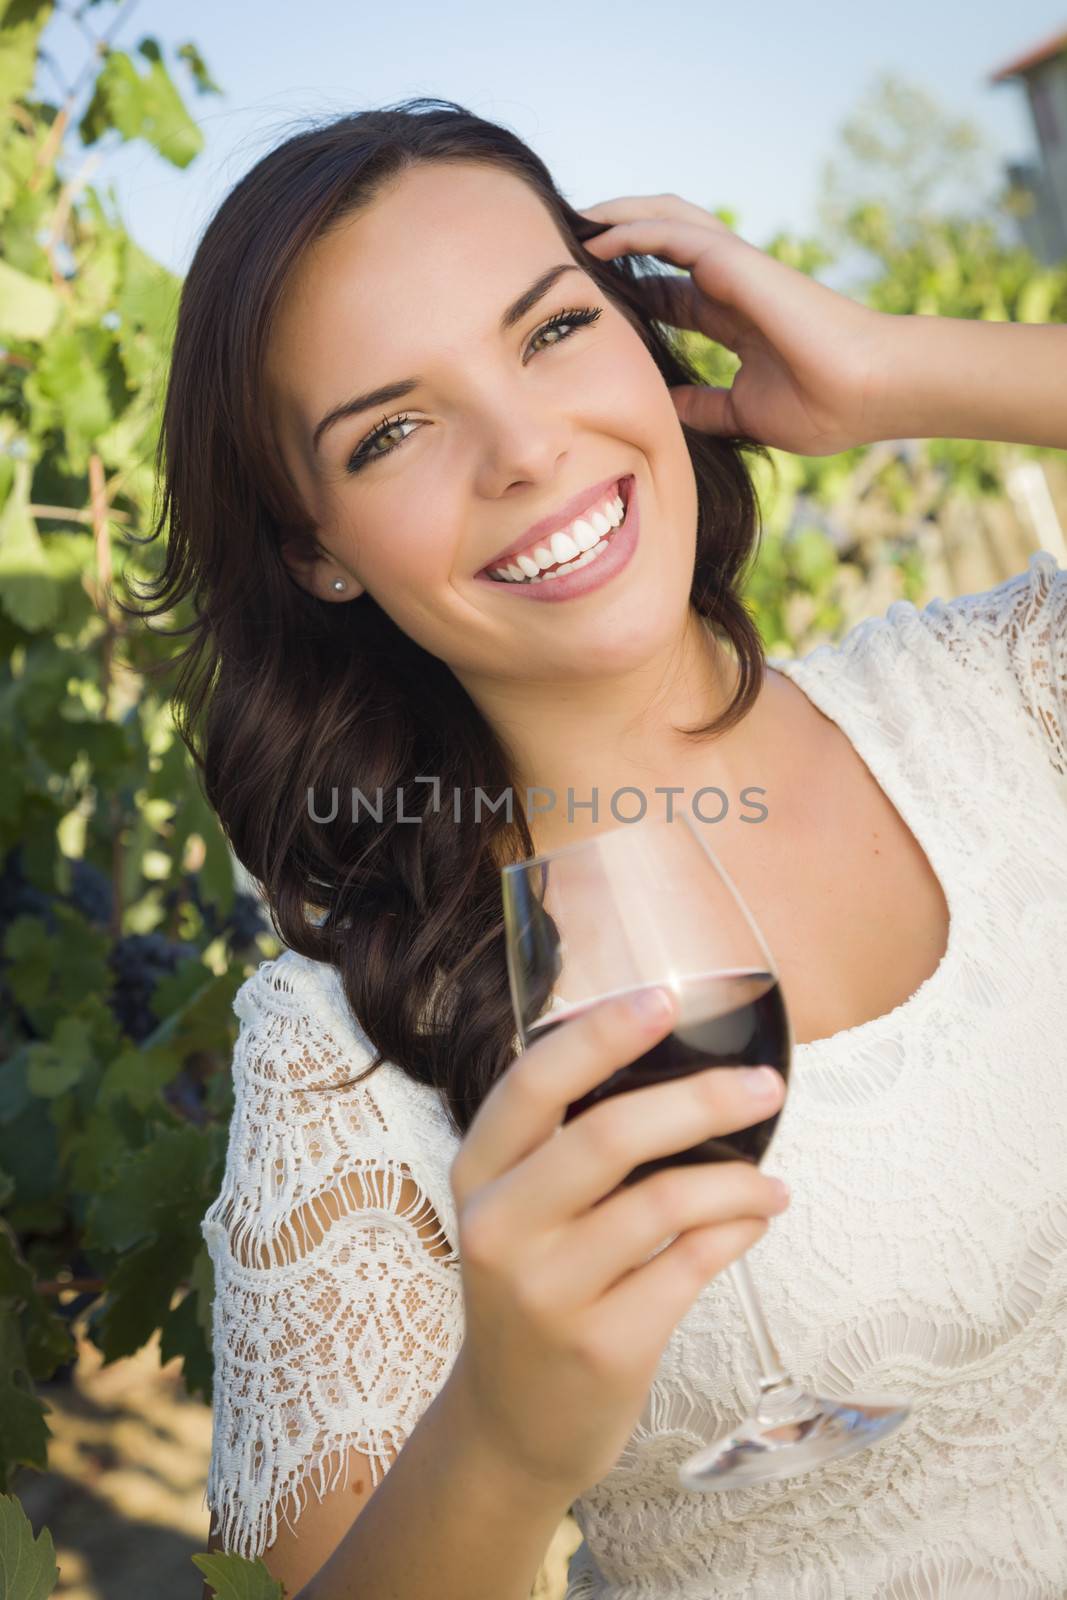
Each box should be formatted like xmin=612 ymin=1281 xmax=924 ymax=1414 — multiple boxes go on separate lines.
xmin=332 ymin=579 xmax=346 ymax=592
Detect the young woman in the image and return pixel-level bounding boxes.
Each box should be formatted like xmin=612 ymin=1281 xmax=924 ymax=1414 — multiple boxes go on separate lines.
xmin=144 ymin=99 xmax=1067 ymax=1600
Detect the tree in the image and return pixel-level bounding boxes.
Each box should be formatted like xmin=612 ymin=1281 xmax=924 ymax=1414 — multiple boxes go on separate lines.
xmin=817 ymin=72 xmax=1003 ymax=255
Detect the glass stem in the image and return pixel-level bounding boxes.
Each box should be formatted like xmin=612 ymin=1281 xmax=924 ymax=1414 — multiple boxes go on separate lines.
xmin=726 ymin=1259 xmax=816 ymax=1427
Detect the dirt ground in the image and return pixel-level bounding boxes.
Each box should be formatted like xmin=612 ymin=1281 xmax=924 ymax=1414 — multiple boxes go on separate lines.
xmin=14 ymin=1336 xmax=582 ymax=1598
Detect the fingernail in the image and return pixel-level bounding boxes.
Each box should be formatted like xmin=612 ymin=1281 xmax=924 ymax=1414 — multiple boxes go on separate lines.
xmin=768 ymin=1178 xmax=791 ymax=1210
xmin=740 ymin=1066 xmax=781 ymax=1097
xmin=629 ymin=985 xmax=673 ymax=1022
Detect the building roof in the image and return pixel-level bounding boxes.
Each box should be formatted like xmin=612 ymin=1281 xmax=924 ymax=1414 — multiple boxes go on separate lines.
xmin=989 ymin=26 xmax=1067 ymax=83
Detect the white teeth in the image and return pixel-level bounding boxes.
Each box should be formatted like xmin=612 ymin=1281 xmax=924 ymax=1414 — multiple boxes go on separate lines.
xmin=488 ymin=481 xmax=629 ymax=583
xmin=549 ymin=529 xmax=581 ymax=564
xmin=532 ymin=539 xmax=612 ymax=582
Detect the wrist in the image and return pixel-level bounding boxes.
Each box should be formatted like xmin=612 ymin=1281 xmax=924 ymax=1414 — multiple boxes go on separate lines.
xmin=854 ymin=313 xmax=1067 ymax=450
xmin=858 ymin=310 xmax=920 ymax=445
xmin=440 ymin=1360 xmax=578 ymax=1520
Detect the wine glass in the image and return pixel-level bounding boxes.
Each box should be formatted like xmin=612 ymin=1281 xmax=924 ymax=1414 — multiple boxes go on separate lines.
xmin=500 ymin=812 xmax=910 ymax=1490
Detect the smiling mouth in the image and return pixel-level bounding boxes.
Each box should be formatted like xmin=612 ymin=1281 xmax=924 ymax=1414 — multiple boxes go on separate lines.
xmin=481 ymin=478 xmax=631 ymax=585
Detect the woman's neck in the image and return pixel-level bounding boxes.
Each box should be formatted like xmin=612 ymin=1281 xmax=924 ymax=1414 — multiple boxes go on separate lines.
xmin=458 ymin=610 xmax=767 ymax=856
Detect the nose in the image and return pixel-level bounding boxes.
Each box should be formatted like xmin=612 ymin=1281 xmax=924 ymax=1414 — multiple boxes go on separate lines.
xmin=471 ymin=383 xmax=574 ymax=500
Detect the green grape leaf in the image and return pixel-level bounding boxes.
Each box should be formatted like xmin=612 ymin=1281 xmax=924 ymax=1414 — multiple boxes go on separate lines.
xmin=0 ymin=0 xmax=53 ymax=110
xmin=0 ymin=469 xmax=59 ymax=634
xmin=0 ymin=1232 xmax=74 ymax=1382
xmin=0 ymin=1053 xmax=29 ymax=1127
xmin=98 ymin=1044 xmax=183 ymax=1111
xmin=0 ymin=1493 xmax=58 ymax=1600
xmin=140 ymin=966 xmax=241 ymax=1056
xmin=175 ymin=41 xmax=222 ymax=96
xmin=0 ymin=260 xmax=59 ymax=343
xmin=94 ymin=1234 xmax=194 ymax=1361
xmin=190 ymin=1552 xmax=285 ymax=1600
xmin=25 ymin=1018 xmax=95 ymax=1099
xmin=79 ymin=46 xmax=204 ymax=169
xmin=1 ymin=916 xmax=54 ymax=1012
xmin=65 ymin=1105 xmax=133 ymax=1198
xmin=24 ymin=1046 xmax=81 ymax=1101
xmin=47 ymin=906 xmax=111 ymax=1014
xmin=0 ymin=1102 xmax=59 ymax=1235
xmin=117 ymin=239 xmax=181 ymax=337
xmin=160 ymin=1263 xmax=213 ymax=1401
xmin=86 ymin=1124 xmax=218 ymax=1254
xmin=0 ymin=1303 xmax=52 ymax=1485
xmin=23 ymin=330 xmax=115 ymax=474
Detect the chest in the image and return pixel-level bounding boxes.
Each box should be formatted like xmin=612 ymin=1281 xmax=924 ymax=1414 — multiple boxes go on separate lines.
xmin=709 ymin=717 xmax=951 ymax=1051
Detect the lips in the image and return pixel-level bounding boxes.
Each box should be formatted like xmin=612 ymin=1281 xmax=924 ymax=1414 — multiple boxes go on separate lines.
xmin=473 ymin=473 xmax=640 ymax=601
xmin=477 ymin=473 xmax=630 ymax=577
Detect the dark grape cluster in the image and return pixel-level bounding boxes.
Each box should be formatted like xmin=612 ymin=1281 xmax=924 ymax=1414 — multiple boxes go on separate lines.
xmin=0 ymin=847 xmax=115 ymax=938
xmin=0 ymin=845 xmax=58 ymax=936
xmin=160 ymin=871 xmax=214 ymax=936
xmin=107 ymin=932 xmax=197 ymax=1043
xmin=161 ymin=875 xmax=270 ymax=950
xmin=2 ymin=846 xmax=270 ymax=1044
xmin=67 ymin=857 xmax=114 ymax=926
xmin=225 ymin=890 xmax=270 ymax=950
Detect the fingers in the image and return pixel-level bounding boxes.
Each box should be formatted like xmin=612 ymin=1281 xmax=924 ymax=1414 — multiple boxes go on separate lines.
xmin=451 ymin=986 xmax=677 ymax=1202
xmin=490 ymin=1060 xmax=786 ymax=1236
xmin=540 ymin=1159 xmax=789 ymax=1311
xmin=670 ymin=383 xmax=739 ymax=437
xmin=576 ymin=196 xmax=756 ymax=350
xmin=582 ymin=217 xmax=751 ymax=307
xmin=577 ymin=193 xmax=735 ymax=235
xmin=617 ymin=271 xmax=746 ymax=353
xmin=583 ymin=1214 xmax=772 ymax=1360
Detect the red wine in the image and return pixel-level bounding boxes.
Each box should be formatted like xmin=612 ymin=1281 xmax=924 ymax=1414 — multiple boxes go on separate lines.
xmin=528 ymin=971 xmax=790 ymax=1187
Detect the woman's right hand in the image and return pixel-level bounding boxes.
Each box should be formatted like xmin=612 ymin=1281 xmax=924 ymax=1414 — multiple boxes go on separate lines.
xmin=446 ymin=985 xmax=790 ymax=1501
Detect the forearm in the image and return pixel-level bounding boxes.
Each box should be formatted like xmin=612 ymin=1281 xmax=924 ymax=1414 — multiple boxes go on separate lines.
xmin=868 ymin=314 xmax=1067 ymax=451
xmin=294 ymin=1373 xmax=575 ymax=1600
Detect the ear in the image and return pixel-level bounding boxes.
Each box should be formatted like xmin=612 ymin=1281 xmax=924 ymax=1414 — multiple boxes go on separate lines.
xmin=280 ymin=540 xmax=365 ymax=602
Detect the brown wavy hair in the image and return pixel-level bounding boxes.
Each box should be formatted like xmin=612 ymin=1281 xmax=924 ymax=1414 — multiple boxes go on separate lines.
xmin=127 ymin=98 xmax=769 ymax=1138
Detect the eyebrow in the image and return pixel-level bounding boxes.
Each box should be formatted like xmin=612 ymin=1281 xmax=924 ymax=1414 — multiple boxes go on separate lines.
xmin=311 ymin=262 xmax=583 ymax=454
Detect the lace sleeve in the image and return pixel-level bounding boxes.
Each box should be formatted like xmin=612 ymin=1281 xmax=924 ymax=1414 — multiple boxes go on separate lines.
xmin=200 ymin=953 xmax=464 ymax=1561
xmin=914 ymin=549 xmax=1067 ymax=778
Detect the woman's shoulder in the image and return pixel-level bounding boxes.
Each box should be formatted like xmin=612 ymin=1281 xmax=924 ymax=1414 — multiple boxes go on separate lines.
xmin=208 ymin=944 xmax=462 ymax=1258
xmin=774 ymin=550 xmax=1067 ymax=770
xmin=233 ymin=943 xmax=350 ymax=1025
xmin=898 ymin=548 xmax=1066 ymax=663
xmin=229 ymin=945 xmax=455 ymax=1136
xmin=781 ymin=549 xmax=1065 ymax=670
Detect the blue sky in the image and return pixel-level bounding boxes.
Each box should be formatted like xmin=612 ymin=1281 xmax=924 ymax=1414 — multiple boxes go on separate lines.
xmin=37 ymin=0 xmax=1067 ymax=274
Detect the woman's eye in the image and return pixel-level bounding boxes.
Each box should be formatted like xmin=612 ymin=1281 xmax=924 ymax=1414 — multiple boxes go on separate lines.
xmin=345 ymin=304 xmax=603 ymax=475
xmin=347 ymin=414 xmax=418 ymax=474
xmin=525 ymin=304 xmax=602 ymax=358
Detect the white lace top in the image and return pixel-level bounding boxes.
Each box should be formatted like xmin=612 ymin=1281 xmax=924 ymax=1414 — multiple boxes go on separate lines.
xmin=201 ymin=550 xmax=1067 ymax=1599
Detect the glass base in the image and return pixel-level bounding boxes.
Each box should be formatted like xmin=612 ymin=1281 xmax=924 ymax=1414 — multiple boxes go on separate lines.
xmin=676 ymin=1379 xmax=911 ymax=1491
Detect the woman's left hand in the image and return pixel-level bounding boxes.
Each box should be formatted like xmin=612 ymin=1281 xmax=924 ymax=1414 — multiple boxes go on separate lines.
xmin=578 ymin=193 xmax=889 ymax=457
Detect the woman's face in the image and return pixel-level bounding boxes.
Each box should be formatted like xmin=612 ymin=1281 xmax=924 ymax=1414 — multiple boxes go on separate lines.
xmin=267 ymin=159 xmax=699 ymax=696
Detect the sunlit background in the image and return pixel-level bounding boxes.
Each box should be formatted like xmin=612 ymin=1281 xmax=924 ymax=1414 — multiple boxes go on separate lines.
xmin=32 ymin=0 xmax=1067 ymax=271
